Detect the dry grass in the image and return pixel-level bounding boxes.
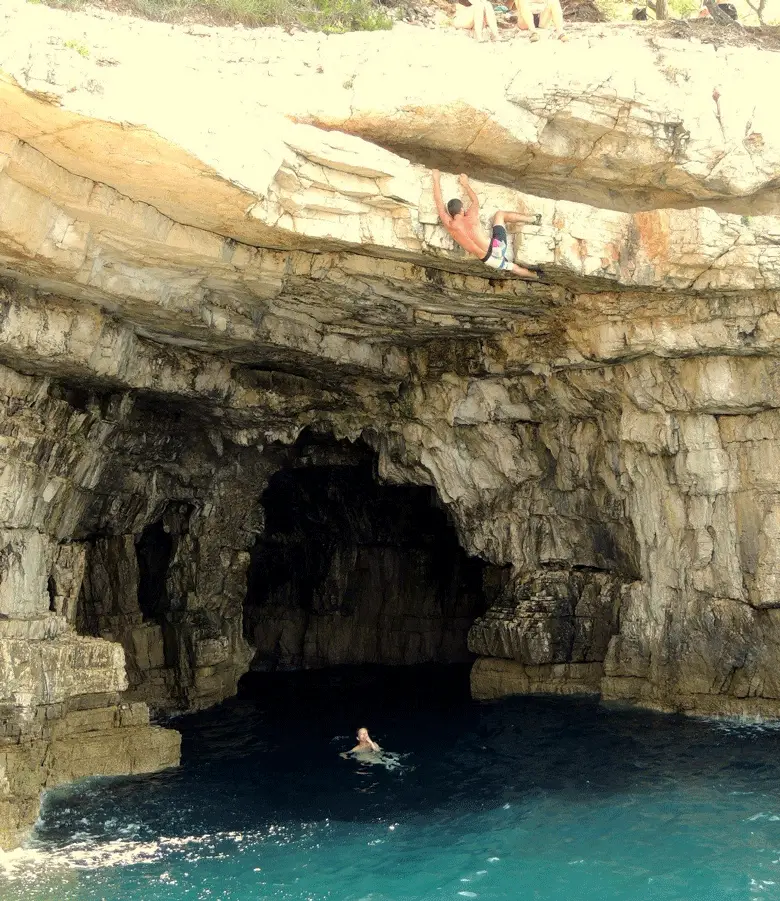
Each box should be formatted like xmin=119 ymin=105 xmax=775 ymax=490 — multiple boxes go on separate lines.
xmin=35 ymin=0 xmax=394 ymax=31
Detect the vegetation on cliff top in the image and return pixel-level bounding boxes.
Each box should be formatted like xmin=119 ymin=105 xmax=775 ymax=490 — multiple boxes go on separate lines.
xmin=34 ymin=0 xmax=394 ymax=32
xmin=29 ymin=0 xmax=780 ymax=34
xmin=597 ymin=0 xmax=778 ymax=22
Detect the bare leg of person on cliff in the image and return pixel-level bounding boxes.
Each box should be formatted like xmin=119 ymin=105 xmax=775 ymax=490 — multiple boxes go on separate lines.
xmin=516 ymin=0 xmax=567 ymax=41
xmin=473 ymin=2 xmax=484 ymax=41
xmin=491 ymin=210 xmax=544 ymax=277
xmin=452 ymin=0 xmax=498 ymax=41
xmin=481 ymin=1 xmax=500 ymax=41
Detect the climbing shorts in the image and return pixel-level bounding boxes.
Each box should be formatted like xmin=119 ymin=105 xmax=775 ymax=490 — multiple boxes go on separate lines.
xmin=481 ymin=225 xmax=511 ymax=271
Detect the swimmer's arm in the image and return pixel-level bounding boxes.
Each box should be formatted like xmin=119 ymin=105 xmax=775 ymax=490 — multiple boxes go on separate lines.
xmin=369 ymin=741 xmax=380 ymax=752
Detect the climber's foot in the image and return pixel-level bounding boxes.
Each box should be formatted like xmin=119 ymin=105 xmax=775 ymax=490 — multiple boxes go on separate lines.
xmin=512 ymin=264 xmax=543 ymax=280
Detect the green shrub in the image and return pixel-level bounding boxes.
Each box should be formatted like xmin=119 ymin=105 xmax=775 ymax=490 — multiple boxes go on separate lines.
xmin=306 ymin=0 xmax=392 ymax=31
xmin=64 ymin=38 xmax=90 ymax=56
xmin=667 ymin=0 xmax=699 ymax=16
xmin=129 ymin=0 xmax=200 ymax=20
xmin=593 ymin=0 xmax=627 ymax=19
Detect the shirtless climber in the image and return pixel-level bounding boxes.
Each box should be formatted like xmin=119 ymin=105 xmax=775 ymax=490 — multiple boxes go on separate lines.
xmin=432 ymin=170 xmax=542 ymax=279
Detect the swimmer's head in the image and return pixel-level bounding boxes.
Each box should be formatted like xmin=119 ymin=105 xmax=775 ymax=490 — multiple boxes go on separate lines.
xmin=357 ymin=727 xmax=370 ymax=741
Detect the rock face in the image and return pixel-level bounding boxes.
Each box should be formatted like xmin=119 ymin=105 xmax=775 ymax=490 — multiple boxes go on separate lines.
xmin=0 ymin=699 xmax=180 ymax=851
xmin=3 ymin=0 xmax=780 ymax=849
xmin=469 ymin=570 xmax=622 ymax=692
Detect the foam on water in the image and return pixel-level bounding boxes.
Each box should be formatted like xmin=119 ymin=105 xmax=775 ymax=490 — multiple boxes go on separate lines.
xmin=0 ymin=828 xmax=275 ymax=878
xmin=345 ymin=749 xmax=409 ymax=771
xmin=0 ymin=818 xmax=336 ymax=900
xmin=5 ymin=676 xmax=780 ymax=901
xmin=702 ymin=715 xmax=780 ymax=735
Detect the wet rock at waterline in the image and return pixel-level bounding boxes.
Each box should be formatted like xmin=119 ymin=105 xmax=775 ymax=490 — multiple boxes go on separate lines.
xmin=4 ymin=0 xmax=780 ymax=849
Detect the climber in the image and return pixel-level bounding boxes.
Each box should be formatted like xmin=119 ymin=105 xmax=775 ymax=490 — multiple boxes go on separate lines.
xmin=512 ymin=0 xmax=567 ymax=41
xmin=452 ymin=0 xmax=500 ymax=41
xmin=432 ymin=170 xmax=542 ymax=279
xmin=350 ymin=727 xmax=381 ymax=753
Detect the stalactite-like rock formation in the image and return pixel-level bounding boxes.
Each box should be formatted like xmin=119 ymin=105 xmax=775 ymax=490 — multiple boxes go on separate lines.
xmin=2 ymin=0 xmax=780 ymax=849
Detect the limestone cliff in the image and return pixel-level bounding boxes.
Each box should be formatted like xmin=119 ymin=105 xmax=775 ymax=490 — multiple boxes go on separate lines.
xmin=2 ymin=0 xmax=780 ymax=849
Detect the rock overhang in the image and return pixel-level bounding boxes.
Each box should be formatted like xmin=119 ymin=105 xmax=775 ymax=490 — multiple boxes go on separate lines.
xmin=4 ymin=5 xmax=780 ymax=207
xmin=2 ymin=1 xmax=780 ymax=356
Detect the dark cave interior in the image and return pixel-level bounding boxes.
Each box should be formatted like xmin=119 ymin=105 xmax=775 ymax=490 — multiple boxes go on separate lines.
xmin=244 ymin=440 xmax=488 ymax=671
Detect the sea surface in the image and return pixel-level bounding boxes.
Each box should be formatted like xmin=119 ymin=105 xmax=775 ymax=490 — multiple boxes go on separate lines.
xmin=3 ymin=665 xmax=780 ymax=901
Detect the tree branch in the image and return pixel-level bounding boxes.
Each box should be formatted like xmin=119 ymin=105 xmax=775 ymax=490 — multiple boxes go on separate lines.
xmin=744 ymin=0 xmax=766 ymax=24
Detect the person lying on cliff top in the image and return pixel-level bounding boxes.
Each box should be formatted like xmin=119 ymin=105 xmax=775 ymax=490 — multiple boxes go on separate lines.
xmin=432 ymin=170 xmax=542 ymax=279
xmin=452 ymin=0 xmax=500 ymax=41
xmin=512 ymin=0 xmax=568 ymax=41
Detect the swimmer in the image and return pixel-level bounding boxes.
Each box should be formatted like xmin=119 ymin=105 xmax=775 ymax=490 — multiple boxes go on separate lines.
xmin=350 ymin=727 xmax=380 ymax=753
xmin=340 ymin=729 xmax=408 ymax=771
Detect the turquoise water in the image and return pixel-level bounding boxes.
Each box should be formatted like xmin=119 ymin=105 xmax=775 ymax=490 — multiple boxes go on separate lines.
xmin=4 ymin=667 xmax=780 ymax=901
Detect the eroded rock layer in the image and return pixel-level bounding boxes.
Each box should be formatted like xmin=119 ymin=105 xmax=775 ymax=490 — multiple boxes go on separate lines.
xmin=3 ymin=0 xmax=780 ymax=849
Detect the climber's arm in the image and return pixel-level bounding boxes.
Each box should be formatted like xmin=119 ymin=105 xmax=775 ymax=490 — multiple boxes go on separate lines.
xmin=432 ymin=170 xmax=452 ymax=225
xmin=459 ymin=173 xmax=480 ymax=214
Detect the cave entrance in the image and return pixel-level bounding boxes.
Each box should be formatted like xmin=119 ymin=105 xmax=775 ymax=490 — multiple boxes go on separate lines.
xmin=75 ymin=503 xmax=193 ymax=711
xmin=243 ymin=439 xmax=487 ymax=672
xmin=136 ymin=519 xmax=174 ymax=622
